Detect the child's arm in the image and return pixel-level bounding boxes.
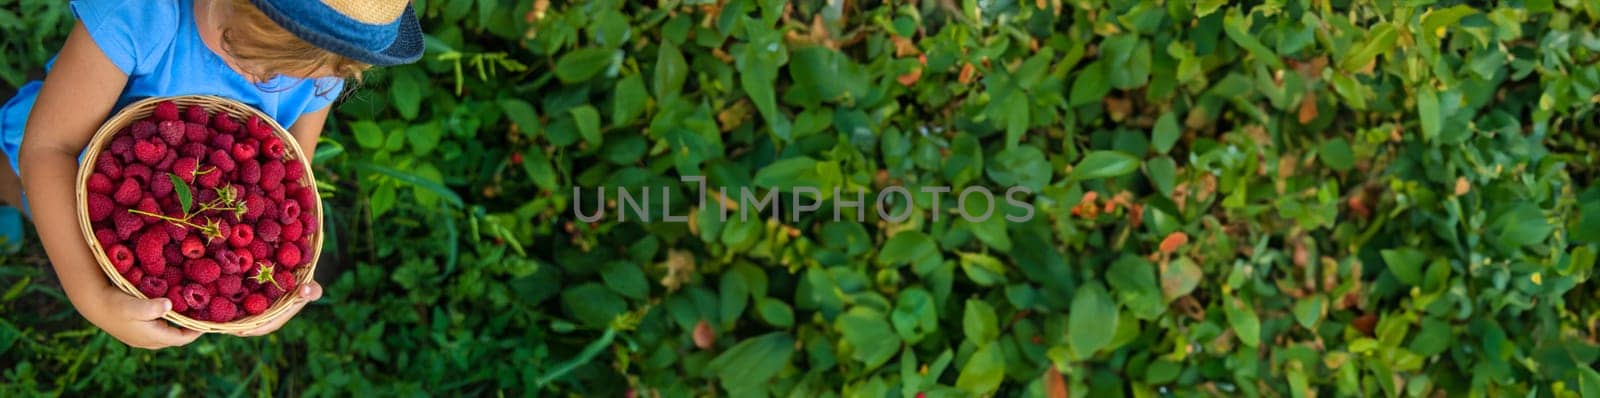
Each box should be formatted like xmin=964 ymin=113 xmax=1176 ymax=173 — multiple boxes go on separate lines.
xmin=19 ymin=22 xmax=201 ymax=349
xmin=228 ymin=106 xmax=327 ymax=337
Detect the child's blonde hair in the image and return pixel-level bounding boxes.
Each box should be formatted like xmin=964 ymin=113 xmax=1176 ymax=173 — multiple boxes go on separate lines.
xmin=218 ymin=0 xmax=371 ymax=90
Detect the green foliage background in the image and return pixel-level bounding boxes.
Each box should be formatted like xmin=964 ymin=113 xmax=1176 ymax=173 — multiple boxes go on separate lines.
xmin=4 ymin=0 xmax=1600 ymax=396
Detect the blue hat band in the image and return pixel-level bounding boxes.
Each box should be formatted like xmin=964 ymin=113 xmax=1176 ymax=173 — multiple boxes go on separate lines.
xmin=249 ymin=0 xmax=400 ymax=52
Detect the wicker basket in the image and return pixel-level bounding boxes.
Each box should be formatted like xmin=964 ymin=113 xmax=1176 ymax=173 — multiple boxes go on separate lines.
xmin=74 ymin=95 xmax=323 ymax=333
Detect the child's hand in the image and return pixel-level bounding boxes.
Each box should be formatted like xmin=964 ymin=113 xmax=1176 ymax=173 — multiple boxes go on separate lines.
xmin=79 ymin=282 xmax=202 ymax=349
xmin=230 ymin=281 xmax=322 ymax=337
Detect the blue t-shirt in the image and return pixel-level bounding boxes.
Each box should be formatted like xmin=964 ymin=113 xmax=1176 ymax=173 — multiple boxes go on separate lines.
xmin=0 ymin=0 xmax=343 ymax=176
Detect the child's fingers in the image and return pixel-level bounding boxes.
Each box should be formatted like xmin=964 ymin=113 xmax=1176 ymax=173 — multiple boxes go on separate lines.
xmin=120 ymin=295 xmax=173 ymax=321
xmin=138 ymin=320 xmax=202 ymax=347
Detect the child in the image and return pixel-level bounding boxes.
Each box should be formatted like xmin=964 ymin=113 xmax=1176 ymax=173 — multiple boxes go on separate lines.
xmin=0 ymin=0 xmax=421 ymax=349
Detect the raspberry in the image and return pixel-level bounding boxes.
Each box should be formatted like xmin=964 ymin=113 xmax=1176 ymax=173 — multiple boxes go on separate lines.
xmin=267 ymin=187 xmax=286 ymax=207
xmin=186 ymin=258 xmax=221 ymax=284
xmin=172 ymin=157 xmax=198 ymax=183
xmin=180 ymin=236 xmax=205 ymax=259
xmin=124 ymin=163 xmax=151 ymax=183
xmin=129 ymin=120 xmax=158 ymax=140
xmin=181 ymin=142 xmax=208 ymax=158
xmin=167 ymin=285 xmax=188 ymax=312
xmin=164 ymin=242 xmax=184 ymax=266
xmin=136 ymin=229 xmax=168 ymax=270
xmin=86 ymin=173 xmax=114 ymax=194
xmin=232 ymin=141 xmax=258 ymax=163
xmin=254 ymin=220 xmax=279 ymax=243
xmin=94 ymin=228 xmax=117 ymax=248
xmin=275 ymin=270 xmax=297 ymax=294
xmin=134 ymin=139 xmax=167 ymax=165
xmin=197 ymin=188 xmax=218 ymax=205
xmin=126 ymin=268 xmax=144 ymax=285
xmin=276 ymin=244 xmax=301 ymax=268
xmin=198 ymin=169 xmax=222 ymax=189
xmin=215 ymin=249 xmax=242 ymax=274
xmin=243 ymin=195 xmax=268 ymax=220
xmin=215 ymin=274 xmax=243 ymax=295
xmin=113 ymin=178 xmax=141 ymax=206
xmin=279 ymin=200 xmax=301 ymax=222
xmin=260 ymin=160 xmax=284 ymax=190
xmin=158 ymin=120 xmax=186 ymax=146
xmin=301 ymin=211 xmax=318 ymax=234
xmin=165 ymin=221 xmax=188 ymax=242
xmin=249 ymin=240 xmax=270 ymax=260
xmin=181 ymin=282 xmax=212 ymax=310
xmin=107 ymin=244 xmax=135 ymax=273
xmin=95 ymin=153 xmax=123 ymax=179
xmin=286 ymin=159 xmax=306 ymax=182
xmin=295 ymin=187 xmax=317 ymax=210
xmin=150 ymin=174 xmax=173 ymax=198
xmin=137 ymin=275 xmax=168 ymax=298
xmin=243 ymin=293 xmax=269 ymax=315
xmin=185 ymin=122 xmax=210 ymax=144
xmin=211 ymin=132 xmax=235 ymax=150
xmin=262 ymin=137 xmax=286 ymax=159
xmin=184 ymin=105 xmax=209 ymax=125
xmin=229 ymin=224 xmax=253 ymax=247
xmin=87 ymin=193 xmax=114 ymax=222
xmin=137 ymin=197 xmax=159 ymax=215
xmin=207 ymin=298 xmax=238 ymax=322
xmin=212 ymin=114 xmax=240 ymax=134
xmin=245 ymin=115 xmax=273 ymax=139
xmin=239 ymin=158 xmax=261 ymax=184
xmin=234 ymin=248 xmax=255 ymax=273
xmin=282 ymin=219 xmax=303 ymax=243
xmin=152 ymin=101 xmax=180 ymax=121
xmin=298 ymin=241 xmax=313 ymax=264
xmin=113 ymin=212 xmax=143 ymax=240
xmin=209 ymin=149 xmax=236 ymax=172
xmin=158 ymin=151 xmax=176 ymax=171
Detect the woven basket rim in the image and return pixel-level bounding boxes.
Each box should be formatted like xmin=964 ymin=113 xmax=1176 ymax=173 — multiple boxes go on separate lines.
xmin=75 ymin=95 xmax=324 ymax=333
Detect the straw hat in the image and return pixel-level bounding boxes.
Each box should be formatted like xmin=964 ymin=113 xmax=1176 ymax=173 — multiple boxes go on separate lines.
xmin=246 ymin=0 xmax=423 ymax=66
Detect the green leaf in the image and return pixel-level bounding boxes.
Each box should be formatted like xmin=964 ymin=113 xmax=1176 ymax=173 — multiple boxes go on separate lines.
xmin=1068 ymin=61 xmax=1111 ymax=107
xmin=756 ymin=297 xmax=794 ymax=328
xmin=599 ymin=261 xmax=648 ymax=300
xmin=1225 ymin=295 xmax=1261 ymax=347
xmin=719 ymin=271 xmax=750 ymax=330
xmin=1222 ymin=10 xmax=1286 ymax=70
xmin=1160 ymin=257 xmax=1202 ymax=302
xmin=962 ymin=299 xmax=999 ymax=344
xmin=707 ymin=332 xmax=795 ymax=395
xmin=351 ymin=161 xmax=465 ymax=208
xmin=498 ymin=99 xmax=540 ymax=138
xmin=955 ymin=343 xmax=1004 ymax=395
xmin=1294 ymin=295 xmax=1325 ymax=329
xmin=1418 ymin=85 xmax=1441 ymax=141
xmin=1106 ymin=255 xmax=1164 ymax=320
xmin=1146 ymin=156 xmax=1177 ymax=197
xmin=1381 ymin=248 xmax=1426 ymax=286
xmin=1319 ymin=138 xmax=1355 ymax=172
xmin=613 ymin=74 xmax=648 ymax=126
xmin=1422 ymin=6 xmax=1478 ymax=34
xmin=1151 ymin=112 xmax=1180 ymax=154
xmin=1070 ymin=151 xmax=1141 ymax=181
xmin=653 ymin=40 xmax=688 ymax=100
xmin=837 ymin=308 xmax=901 ymax=370
xmin=1341 ymin=23 xmax=1399 ymax=72
xmin=555 ymin=47 xmax=613 ymax=83
xmin=890 ymin=288 xmax=937 ymax=343
xmin=390 ymin=69 xmax=424 ymax=120
xmin=879 ymin=231 xmax=939 ymax=267
xmin=169 ymin=173 xmax=192 ymax=215
xmin=351 ymin=121 xmax=384 ymax=149
xmin=1580 ymin=366 xmax=1600 ymax=398
xmin=570 ymin=105 xmax=602 ymax=146
xmin=1068 ymin=282 xmax=1117 ymax=357
xmin=987 ymin=146 xmax=1052 ymax=191
xmin=957 ymin=252 xmax=1007 ymax=286
xmin=560 ymin=283 xmax=626 ymax=329
xmin=522 ymin=148 xmax=558 ymax=191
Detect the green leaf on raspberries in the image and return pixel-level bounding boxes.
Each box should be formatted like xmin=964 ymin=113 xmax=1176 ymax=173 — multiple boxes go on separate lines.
xmin=1226 ymin=294 xmax=1262 ymax=347
xmin=1380 ymin=248 xmax=1425 ymax=286
xmin=571 ymin=105 xmax=602 ymax=147
xmin=707 ymin=332 xmax=795 ymax=396
xmin=351 ymin=121 xmax=384 ymax=150
xmin=955 ymin=342 xmax=1004 ymax=395
xmin=169 ymin=173 xmax=192 ymax=215
xmin=555 ymin=47 xmax=613 ymax=83
xmin=498 ymin=99 xmax=541 ymax=138
xmin=1152 ymin=112 xmax=1180 ymax=154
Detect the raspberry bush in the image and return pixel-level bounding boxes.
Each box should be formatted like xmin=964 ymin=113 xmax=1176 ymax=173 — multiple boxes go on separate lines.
xmin=3 ymin=0 xmax=1600 ymax=396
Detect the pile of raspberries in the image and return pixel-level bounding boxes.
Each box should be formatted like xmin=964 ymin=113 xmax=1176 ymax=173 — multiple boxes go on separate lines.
xmin=84 ymin=101 xmax=315 ymax=323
